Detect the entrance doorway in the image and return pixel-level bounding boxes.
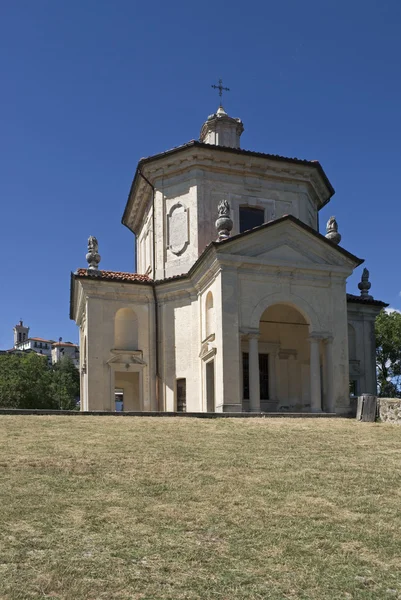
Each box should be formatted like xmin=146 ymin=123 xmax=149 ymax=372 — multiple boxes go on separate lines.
xmin=115 ymin=388 xmax=124 ymax=411
xmin=206 ymin=360 xmax=215 ymax=412
xmin=176 ymin=378 xmax=186 ymax=412
xmin=114 ymin=371 xmax=140 ymax=411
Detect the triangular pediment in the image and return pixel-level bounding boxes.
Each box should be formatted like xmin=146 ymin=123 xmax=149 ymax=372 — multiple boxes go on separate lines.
xmin=215 ymin=218 xmax=361 ymax=269
xmin=256 ymin=242 xmax=329 ymax=265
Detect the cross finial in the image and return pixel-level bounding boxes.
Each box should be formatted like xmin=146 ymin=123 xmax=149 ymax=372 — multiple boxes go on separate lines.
xmin=211 ymin=78 xmax=230 ymax=106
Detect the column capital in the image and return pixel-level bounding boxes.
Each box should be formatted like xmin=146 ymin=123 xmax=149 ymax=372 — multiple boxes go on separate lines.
xmin=323 ymin=336 xmax=334 ymax=344
xmin=242 ymin=329 xmax=260 ymax=340
xmin=309 ymin=332 xmax=332 ymax=343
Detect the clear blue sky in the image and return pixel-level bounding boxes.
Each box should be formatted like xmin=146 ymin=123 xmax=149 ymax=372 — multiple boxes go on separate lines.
xmin=1 ymin=0 xmax=400 ymax=348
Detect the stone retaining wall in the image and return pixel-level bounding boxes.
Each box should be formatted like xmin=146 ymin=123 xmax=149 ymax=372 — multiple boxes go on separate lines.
xmin=0 ymin=409 xmax=338 ymax=418
xmin=377 ymin=398 xmax=401 ymax=424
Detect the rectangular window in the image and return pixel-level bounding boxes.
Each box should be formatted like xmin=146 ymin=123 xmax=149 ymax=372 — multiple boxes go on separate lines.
xmin=242 ymin=352 xmax=249 ymax=400
xmin=18 ymin=333 xmax=22 ymax=342
xmin=176 ymin=378 xmax=186 ymax=412
xmin=239 ymin=207 xmax=265 ymax=233
xmin=34 ymin=342 xmax=37 ymax=348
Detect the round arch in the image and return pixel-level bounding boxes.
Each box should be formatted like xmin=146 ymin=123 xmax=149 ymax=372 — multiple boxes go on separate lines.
xmin=249 ymin=291 xmax=321 ymax=332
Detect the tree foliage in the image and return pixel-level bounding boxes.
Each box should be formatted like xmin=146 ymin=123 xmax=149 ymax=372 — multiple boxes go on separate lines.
xmin=0 ymin=353 xmax=79 ymax=410
xmin=375 ymin=310 xmax=401 ymax=397
xmin=51 ymin=357 xmax=80 ymax=410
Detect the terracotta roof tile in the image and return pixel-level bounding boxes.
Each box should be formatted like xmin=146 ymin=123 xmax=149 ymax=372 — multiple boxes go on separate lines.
xmin=346 ymin=293 xmax=388 ymax=307
xmin=75 ymin=268 xmax=151 ymax=283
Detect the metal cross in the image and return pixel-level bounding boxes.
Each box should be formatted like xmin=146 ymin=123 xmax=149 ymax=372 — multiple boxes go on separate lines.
xmin=211 ymin=78 xmax=230 ymax=105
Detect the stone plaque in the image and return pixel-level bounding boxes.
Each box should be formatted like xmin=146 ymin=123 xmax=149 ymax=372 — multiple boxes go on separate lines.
xmin=168 ymin=203 xmax=189 ymax=255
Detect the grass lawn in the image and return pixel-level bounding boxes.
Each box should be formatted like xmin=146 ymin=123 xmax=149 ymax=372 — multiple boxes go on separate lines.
xmin=0 ymin=417 xmax=400 ymax=600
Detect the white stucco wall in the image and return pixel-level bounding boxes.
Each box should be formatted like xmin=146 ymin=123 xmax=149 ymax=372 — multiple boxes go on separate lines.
xmin=150 ymin=168 xmax=320 ymax=280
xmin=75 ymin=279 xmax=156 ymax=412
xmin=131 ymin=148 xmax=327 ymax=281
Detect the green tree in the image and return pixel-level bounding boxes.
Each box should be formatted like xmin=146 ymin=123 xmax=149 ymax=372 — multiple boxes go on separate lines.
xmin=50 ymin=356 xmax=80 ymax=410
xmin=0 ymin=352 xmax=54 ymax=408
xmin=0 ymin=352 xmax=80 ymax=410
xmin=375 ymin=309 xmax=401 ymax=397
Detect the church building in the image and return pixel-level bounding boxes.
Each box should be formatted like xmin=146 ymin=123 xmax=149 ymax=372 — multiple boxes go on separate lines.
xmin=70 ymin=102 xmax=386 ymax=414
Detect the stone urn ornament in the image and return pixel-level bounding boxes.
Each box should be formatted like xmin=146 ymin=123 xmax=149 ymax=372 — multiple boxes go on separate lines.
xmin=358 ymin=268 xmax=372 ymax=299
xmin=215 ymin=199 xmax=233 ymax=241
xmin=325 ymin=216 xmax=341 ymax=245
xmin=86 ymin=236 xmax=101 ymax=273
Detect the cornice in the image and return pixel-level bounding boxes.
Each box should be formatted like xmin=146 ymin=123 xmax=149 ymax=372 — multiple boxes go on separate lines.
xmin=122 ymin=143 xmax=334 ymax=235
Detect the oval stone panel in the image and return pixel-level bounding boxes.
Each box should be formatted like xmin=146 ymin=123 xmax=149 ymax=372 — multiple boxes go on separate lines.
xmin=168 ymin=203 xmax=189 ymax=255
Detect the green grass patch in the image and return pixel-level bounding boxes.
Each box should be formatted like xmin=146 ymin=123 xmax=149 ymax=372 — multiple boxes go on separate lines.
xmin=0 ymin=417 xmax=400 ymax=599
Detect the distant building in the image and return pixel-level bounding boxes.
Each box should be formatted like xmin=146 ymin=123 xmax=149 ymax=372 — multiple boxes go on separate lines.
xmin=11 ymin=321 xmax=79 ymax=366
xmin=15 ymin=336 xmax=53 ymax=360
xmin=52 ymin=339 xmax=80 ymax=367
xmin=13 ymin=320 xmax=29 ymax=346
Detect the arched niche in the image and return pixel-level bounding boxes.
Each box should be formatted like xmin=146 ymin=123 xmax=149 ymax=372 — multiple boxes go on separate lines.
xmin=114 ymin=308 xmax=138 ymax=350
xmin=205 ymin=291 xmax=214 ymax=338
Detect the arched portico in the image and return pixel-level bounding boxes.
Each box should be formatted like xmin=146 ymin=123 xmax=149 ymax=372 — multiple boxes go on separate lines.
xmin=243 ymin=298 xmax=334 ymax=413
xmin=250 ymin=291 xmax=321 ymax=332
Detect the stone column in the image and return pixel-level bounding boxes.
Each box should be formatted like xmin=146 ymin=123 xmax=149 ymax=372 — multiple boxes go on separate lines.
xmin=324 ymin=337 xmax=335 ymax=413
xmin=248 ymin=334 xmax=261 ymax=413
xmin=309 ymin=336 xmax=322 ymax=412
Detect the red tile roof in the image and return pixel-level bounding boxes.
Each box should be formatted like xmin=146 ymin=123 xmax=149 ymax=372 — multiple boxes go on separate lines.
xmin=52 ymin=342 xmax=78 ymax=348
xmin=29 ymin=337 xmax=52 ymax=342
xmin=75 ymin=268 xmax=151 ymax=283
xmin=346 ymin=293 xmax=388 ymax=307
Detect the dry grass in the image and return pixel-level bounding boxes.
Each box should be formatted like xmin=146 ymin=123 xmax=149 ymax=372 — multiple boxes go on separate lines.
xmin=0 ymin=416 xmax=400 ymax=600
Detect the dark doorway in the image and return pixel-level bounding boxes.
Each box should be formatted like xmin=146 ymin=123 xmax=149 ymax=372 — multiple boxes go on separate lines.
xmin=259 ymin=353 xmax=269 ymax=399
xmin=176 ymin=378 xmax=186 ymax=412
xmin=206 ymin=361 xmax=215 ymax=412
xmin=242 ymin=352 xmax=250 ymax=400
